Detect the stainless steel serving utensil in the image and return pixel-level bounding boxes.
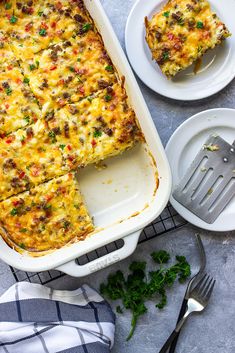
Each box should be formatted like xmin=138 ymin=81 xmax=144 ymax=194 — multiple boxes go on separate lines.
xmin=173 ymin=135 xmax=235 ymax=224
xmin=169 ymin=234 xmax=206 ymax=353
xmin=159 ymin=273 xmax=216 ymax=353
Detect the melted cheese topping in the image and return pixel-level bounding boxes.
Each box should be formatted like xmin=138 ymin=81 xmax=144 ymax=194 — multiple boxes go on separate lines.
xmin=21 ymin=32 xmax=117 ymax=108
xmin=0 ymin=65 xmax=40 ymax=136
xmin=145 ymin=0 xmax=231 ymax=77
xmin=45 ymin=83 xmax=143 ymax=171
xmin=0 ymin=120 xmax=65 ymax=200
xmin=0 ymin=0 xmax=143 ymax=255
xmin=0 ymin=173 xmax=94 ymax=252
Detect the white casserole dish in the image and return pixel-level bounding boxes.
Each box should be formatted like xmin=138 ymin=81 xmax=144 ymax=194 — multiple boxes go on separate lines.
xmin=0 ymin=0 xmax=172 ymax=277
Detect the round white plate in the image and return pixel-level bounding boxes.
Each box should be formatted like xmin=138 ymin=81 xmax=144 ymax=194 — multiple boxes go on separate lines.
xmin=165 ymin=108 xmax=235 ymax=231
xmin=125 ymin=0 xmax=235 ymax=101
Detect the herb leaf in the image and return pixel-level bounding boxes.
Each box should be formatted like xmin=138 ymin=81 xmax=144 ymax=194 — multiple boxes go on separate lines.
xmin=100 ymin=250 xmax=191 ymax=341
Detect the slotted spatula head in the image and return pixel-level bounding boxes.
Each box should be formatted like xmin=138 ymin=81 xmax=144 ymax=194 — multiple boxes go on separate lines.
xmin=173 ymin=135 xmax=235 ymax=224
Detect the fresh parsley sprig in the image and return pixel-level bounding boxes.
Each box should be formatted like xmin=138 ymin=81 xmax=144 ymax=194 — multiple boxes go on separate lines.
xmin=100 ymin=250 xmax=191 ymax=341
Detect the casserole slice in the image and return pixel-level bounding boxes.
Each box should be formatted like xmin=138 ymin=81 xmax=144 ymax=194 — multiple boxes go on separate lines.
xmin=0 ymin=119 xmax=65 ymax=201
xmin=0 ymin=173 xmax=94 ymax=253
xmin=0 ymin=64 xmax=40 ymax=137
xmin=21 ymin=32 xmax=117 ymax=108
xmin=44 ymin=83 xmax=143 ymax=171
xmin=4 ymin=0 xmax=92 ymax=60
xmin=145 ymin=0 xmax=231 ymax=78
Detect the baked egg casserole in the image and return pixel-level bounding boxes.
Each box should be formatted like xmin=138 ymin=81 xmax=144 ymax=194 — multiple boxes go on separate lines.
xmin=145 ymin=0 xmax=231 ymax=78
xmin=0 ymin=0 xmax=143 ymax=255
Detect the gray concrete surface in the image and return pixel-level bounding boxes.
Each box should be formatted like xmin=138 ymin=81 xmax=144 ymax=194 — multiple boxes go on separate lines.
xmin=0 ymin=1 xmax=235 ymax=352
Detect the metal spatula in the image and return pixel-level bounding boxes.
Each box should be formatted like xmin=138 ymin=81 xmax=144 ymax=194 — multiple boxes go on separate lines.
xmin=173 ymin=135 xmax=235 ymax=224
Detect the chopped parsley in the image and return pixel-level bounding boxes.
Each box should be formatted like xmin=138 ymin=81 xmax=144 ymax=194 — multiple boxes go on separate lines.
xmin=39 ymin=28 xmax=47 ymax=36
xmin=9 ymin=15 xmax=17 ymax=24
xmin=87 ymin=96 xmax=93 ymax=103
xmin=162 ymin=51 xmax=169 ymax=61
xmin=93 ymin=130 xmax=102 ymax=138
xmin=59 ymin=144 xmax=66 ymax=150
xmin=63 ymin=220 xmax=71 ymax=229
xmin=74 ymin=204 xmax=80 ymax=209
xmin=38 ymin=10 xmax=44 ymax=16
xmin=163 ymin=11 xmax=170 ymax=17
xmin=19 ymin=228 xmax=27 ymax=233
xmin=36 ymin=60 xmax=40 ymax=68
xmin=105 ymin=65 xmax=114 ymax=73
xmin=104 ymin=94 xmax=112 ymax=102
xmin=29 ymin=64 xmax=36 ymax=71
xmin=196 ymin=21 xmax=204 ymax=29
xmin=23 ymin=77 xmax=30 ymax=84
xmin=19 ymin=243 xmax=26 ymax=249
xmin=77 ymin=57 xmax=81 ymax=62
xmin=82 ymin=23 xmax=92 ymax=32
xmin=10 ymin=208 xmax=18 ymax=216
xmin=5 ymin=87 xmax=12 ymax=96
xmin=100 ymin=250 xmax=191 ymax=341
xmin=20 ymin=135 xmax=25 ymax=142
xmin=5 ymin=3 xmax=12 ymax=10
xmin=69 ymin=66 xmax=75 ymax=72
xmin=48 ymin=130 xmax=56 ymax=143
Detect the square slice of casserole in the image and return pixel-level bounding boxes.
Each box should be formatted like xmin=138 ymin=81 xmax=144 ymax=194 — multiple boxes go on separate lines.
xmin=44 ymin=83 xmax=143 ymax=171
xmin=0 ymin=173 xmax=94 ymax=253
xmin=145 ymin=0 xmax=231 ymax=78
xmin=0 ymin=120 xmax=65 ymax=201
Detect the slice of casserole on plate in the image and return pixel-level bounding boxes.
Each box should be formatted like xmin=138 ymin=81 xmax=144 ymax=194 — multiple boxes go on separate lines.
xmin=145 ymin=0 xmax=231 ymax=78
xmin=0 ymin=173 xmax=94 ymax=253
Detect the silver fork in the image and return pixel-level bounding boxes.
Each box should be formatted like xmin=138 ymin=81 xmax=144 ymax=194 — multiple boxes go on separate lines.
xmin=169 ymin=233 xmax=206 ymax=353
xmin=159 ymin=274 xmax=216 ymax=353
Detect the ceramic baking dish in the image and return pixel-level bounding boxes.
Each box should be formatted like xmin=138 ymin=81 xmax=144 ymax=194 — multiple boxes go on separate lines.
xmin=0 ymin=0 xmax=172 ymax=277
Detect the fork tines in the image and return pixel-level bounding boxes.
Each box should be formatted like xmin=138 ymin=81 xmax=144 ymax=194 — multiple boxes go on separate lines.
xmin=191 ymin=274 xmax=216 ymax=306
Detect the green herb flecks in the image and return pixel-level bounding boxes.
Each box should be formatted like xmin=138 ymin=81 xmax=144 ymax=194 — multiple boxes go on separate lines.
xmin=5 ymin=87 xmax=12 ymax=96
xmin=100 ymin=250 xmax=191 ymax=341
xmin=24 ymin=116 xmax=30 ymax=124
xmin=48 ymin=130 xmax=56 ymax=143
xmin=10 ymin=208 xmax=18 ymax=216
xmin=59 ymin=144 xmax=66 ymax=150
xmin=19 ymin=228 xmax=27 ymax=233
xmin=93 ymin=130 xmax=102 ymax=138
xmin=105 ymin=65 xmax=114 ymax=73
xmin=23 ymin=77 xmax=30 ymax=84
xmin=39 ymin=28 xmax=47 ymax=36
xmin=163 ymin=11 xmax=170 ymax=18
xmin=82 ymin=23 xmax=92 ymax=33
xmin=5 ymin=3 xmax=12 ymax=10
xmin=196 ymin=21 xmax=204 ymax=29
xmin=29 ymin=64 xmax=36 ymax=71
xmin=104 ymin=94 xmax=112 ymax=102
xmin=9 ymin=15 xmax=17 ymax=24
xmin=19 ymin=243 xmax=26 ymax=249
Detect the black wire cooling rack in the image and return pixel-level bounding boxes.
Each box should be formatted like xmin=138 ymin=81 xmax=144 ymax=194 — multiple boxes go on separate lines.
xmin=10 ymin=204 xmax=187 ymax=284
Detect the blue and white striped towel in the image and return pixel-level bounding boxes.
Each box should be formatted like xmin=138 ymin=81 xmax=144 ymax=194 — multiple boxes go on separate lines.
xmin=0 ymin=282 xmax=115 ymax=353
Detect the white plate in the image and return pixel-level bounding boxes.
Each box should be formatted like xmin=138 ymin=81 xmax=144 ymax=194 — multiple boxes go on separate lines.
xmin=165 ymin=108 xmax=235 ymax=231
xmin=125 ymin=0 xmax=235 ymax=101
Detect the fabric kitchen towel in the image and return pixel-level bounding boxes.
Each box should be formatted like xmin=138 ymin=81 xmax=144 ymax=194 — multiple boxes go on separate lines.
xmin=0 ymin=282 xmax=115 ymax=353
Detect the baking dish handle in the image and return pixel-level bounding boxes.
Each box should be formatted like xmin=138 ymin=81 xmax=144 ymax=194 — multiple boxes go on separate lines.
xmin=56 ymin=231 xmax=141 ymax=277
